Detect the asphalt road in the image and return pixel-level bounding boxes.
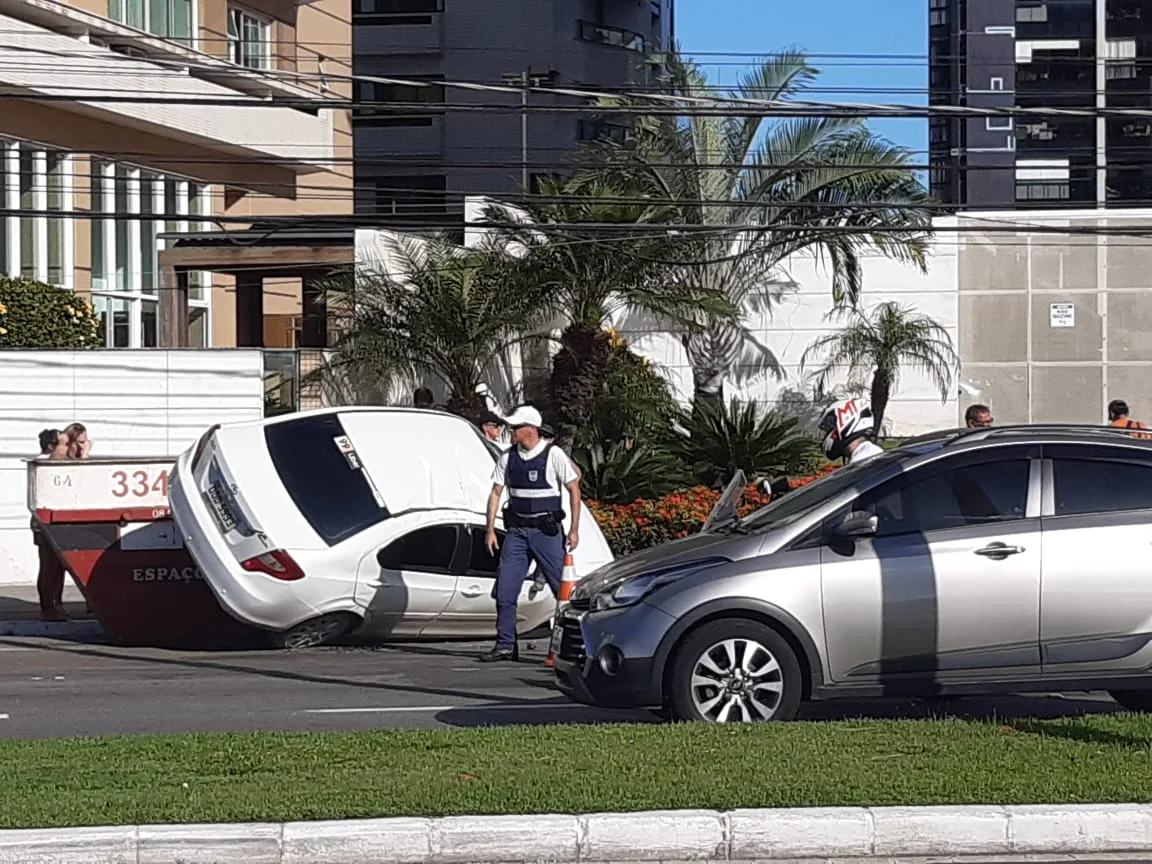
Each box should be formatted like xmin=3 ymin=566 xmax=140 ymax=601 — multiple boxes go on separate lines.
xmin=0 ymin=633 xmax=1123 ymax=739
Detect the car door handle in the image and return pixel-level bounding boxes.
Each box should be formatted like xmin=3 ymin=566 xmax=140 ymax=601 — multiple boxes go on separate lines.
xmin=974 ymin=543 xmax=1025 ymax=558
xmin=460 ymin=585 xmax=483 ymax=598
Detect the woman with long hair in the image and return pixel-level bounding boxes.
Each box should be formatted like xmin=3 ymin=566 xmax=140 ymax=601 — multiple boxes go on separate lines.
xmin=33 ymin=429 xmax=69 ymax=621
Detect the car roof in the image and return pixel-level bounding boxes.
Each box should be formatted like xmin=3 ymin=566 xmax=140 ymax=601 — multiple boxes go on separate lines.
xmin=901 ymin=424 xmax=1152 ymax=452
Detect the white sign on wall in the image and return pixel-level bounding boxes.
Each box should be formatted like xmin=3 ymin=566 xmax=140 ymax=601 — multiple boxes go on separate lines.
xmin=1050 ymin=303 xmax=1075 ymax=328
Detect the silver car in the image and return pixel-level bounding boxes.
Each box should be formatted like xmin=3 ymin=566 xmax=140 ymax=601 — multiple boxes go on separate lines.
xmin=553 ymin=425 xmax=1152 ymax=722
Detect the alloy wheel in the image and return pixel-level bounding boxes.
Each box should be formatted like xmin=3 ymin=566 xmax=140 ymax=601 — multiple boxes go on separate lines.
xmin=689 ymin=637 xmax=785 ymax=722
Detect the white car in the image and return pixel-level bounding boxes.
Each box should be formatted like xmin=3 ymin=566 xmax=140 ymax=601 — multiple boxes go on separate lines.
xmin=168 ymin=407 xmax=614 ymax=648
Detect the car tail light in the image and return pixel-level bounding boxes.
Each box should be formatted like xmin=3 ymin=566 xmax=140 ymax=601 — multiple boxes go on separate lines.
xmin=241 ymin=550 xmax=305 ymax=581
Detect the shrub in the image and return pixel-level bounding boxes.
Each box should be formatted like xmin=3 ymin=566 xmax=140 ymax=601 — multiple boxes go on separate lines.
xmin=571 ymin=439 xmax=689 ymax=505
xmin=0 ymin=276 xmax=101 ymax=349
xmin=672 ymin=398 xmax=822 ymax=489
xmin=589 ymin=463 xmax=839 ymax=556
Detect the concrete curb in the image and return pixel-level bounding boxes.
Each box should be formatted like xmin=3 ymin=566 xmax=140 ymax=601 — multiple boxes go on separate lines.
xmin=3 ymin=804 xmax=1152 ymax=863
xmin=0 ymin=619 xmax=103 ymax=638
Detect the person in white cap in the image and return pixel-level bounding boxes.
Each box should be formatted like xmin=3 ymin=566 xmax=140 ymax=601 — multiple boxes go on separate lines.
xmin=480 ymin=405 xmax=581 ymax=662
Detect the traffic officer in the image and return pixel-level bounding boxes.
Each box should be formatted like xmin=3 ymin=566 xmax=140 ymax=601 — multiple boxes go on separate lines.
xmin=480 ymin=405 xmax=580 ymax=663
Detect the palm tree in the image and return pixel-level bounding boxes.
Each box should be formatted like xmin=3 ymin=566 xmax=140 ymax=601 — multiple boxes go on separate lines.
xmin=800 ymin=301 xmax=958 ymax=433
xmin=484 ymin=177 xmax=734 ymax=445
xmin=583 ymin=49 xmax=934 ymax=409
xmin=324 ymin=233 xmax=552 ymax=423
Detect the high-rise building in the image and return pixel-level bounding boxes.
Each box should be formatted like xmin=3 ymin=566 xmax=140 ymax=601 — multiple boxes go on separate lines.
xmin=352 ymin=0 xmax=674 ymax=227
xmin=0 ymin=0 xmax=352 ymax=348
xmin=929 ymin=0 xmax=1152 ymax=209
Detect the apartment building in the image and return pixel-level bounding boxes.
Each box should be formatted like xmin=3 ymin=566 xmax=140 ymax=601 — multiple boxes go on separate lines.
xmin=929 ymin=0 xmax=1151 ymax=209
xmin=0 ymin=0 xmax=352 ymax=347
xmin=352 ymin=0 xmax=673 ymax=227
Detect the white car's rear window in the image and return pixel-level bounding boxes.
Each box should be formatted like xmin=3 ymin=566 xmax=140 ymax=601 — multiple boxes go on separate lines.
xmin=264 ymin=413 xmax=388 ymax=545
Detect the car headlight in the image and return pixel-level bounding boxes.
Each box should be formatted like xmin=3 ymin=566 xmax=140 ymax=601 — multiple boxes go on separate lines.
xmin=590 ymin=558 xmax=729 ymax=611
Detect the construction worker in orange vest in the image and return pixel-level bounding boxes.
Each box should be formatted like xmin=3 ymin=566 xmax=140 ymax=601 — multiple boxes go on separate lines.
xmin=1108 ymin=399 xmax=1152 ymax=439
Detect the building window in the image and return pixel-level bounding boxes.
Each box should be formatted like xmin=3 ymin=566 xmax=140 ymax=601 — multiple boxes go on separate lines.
xmin=353 ymin=78 xmax=444 ymax=125
xmin=90 ymin=159 xmax=212 ymax=347
xmin=986 ymin=116 xmax=1013 ymax=131
xmin=228 ymin=7 xmax=271 ymax=69
xmin=1016 ymin=5 xmax=1048 ymax=22
xmin=1015 ymin=180 xmax=1070 ymax=200
xmin=108 ymin=0 xmax=194 ymax=44
xmin=369 ymin=174 xmax=448 ymax=221
xmin=0 ymin=138 xmax=74 ymax=288
xmin=352 ymin=0 xmax=439 ymax=23
xmin=577 ymin=20 xmax=646 ymax=52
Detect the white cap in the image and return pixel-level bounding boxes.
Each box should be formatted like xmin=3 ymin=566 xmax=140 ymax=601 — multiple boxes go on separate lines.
xmin=503 ymin=405 xmax=544 ymax=428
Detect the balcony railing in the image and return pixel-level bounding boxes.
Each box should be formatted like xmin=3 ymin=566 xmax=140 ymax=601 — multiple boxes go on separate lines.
xmin=578 ymin=20 xmax=646 ymax=52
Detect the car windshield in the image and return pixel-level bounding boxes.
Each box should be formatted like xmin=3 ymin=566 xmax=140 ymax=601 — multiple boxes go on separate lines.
xmin=735 ymin=446 xmax=932 ymax=532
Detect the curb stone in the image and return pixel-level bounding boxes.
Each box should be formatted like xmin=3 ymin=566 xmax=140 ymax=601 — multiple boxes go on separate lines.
xmin=3 ymin=804 xmax=1152 ymax=863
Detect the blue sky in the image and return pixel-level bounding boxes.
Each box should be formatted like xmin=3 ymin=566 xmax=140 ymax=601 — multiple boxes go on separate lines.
xmin=674 ymin=0 xmax=927 ymax=158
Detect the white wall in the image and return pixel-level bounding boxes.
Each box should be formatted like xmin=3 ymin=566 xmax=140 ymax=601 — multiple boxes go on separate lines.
xmin=0 ymin=350 xmax=265 ymax=585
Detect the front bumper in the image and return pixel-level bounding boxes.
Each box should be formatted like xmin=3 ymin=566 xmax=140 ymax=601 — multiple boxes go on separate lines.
xmin=552 ymin=601 xmax=676 ymax=709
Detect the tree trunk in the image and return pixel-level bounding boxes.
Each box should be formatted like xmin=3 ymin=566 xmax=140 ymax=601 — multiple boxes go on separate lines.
xmin=550 ymin=324 xmax=612 ymax=450
xmin=870 ymin=369 xmax=892 ymax=436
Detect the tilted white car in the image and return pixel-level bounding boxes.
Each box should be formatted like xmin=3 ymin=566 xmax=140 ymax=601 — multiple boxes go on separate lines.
xmin=168 ymin=407 xmax=614 ymax=648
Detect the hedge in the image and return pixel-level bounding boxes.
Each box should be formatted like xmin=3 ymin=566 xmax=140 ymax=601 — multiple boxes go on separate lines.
xmin=0 ymin=276 xmax=102 ymax=349
xmin=588 ymin=463 xmax=840 ymax=556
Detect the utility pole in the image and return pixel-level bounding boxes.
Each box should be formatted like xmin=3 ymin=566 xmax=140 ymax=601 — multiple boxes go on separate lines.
xmin=501 ymin=69 xmax=556 ymax=191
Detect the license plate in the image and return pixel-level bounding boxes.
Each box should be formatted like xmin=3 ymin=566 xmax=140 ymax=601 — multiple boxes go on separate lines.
xmin=549 ymin=623 xmax=563 ymax=656
xmin=206 ymin=483 xmax=238 ymax=532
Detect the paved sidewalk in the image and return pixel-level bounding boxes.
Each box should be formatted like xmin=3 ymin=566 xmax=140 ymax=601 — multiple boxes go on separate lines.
xmin=0 ymin=583 xmax=93 ymax=622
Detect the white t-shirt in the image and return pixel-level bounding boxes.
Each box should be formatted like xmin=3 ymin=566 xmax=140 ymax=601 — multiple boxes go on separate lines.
xmin=491 ymin=440 xmax=579 ymax=491
xmin=849 ymin=439 xmax=885 ymax=465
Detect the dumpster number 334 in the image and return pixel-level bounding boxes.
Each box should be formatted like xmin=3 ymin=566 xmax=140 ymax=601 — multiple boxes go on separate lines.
xmin=111 ymin=470 xmax=169 ymax=498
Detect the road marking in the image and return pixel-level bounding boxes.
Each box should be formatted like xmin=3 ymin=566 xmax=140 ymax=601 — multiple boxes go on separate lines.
xmin=0 ymin=646 xmax=32 ymax=652
xmin=301 ymin=702 xmax=588 ymax=715
xmin=0 ymin=714 xmax=9 ymax=720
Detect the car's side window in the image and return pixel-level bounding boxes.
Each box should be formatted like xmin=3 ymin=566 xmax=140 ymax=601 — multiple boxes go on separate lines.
xmin=855 ymin=458 xmax=1032 ymax=538
xmin=464 ymin=527 xmax=504 ymax=576
xmin=377 ymin=525 xmax=459 ymax=572
xmin=1053 ymin=458 xmax=1152 ymax=516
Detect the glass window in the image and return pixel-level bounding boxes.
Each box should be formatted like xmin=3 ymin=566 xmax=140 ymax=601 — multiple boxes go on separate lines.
xmin=91 ymin=294 xmax=110 ymax=346
xmin=228 ymin=8 xmax=270 ymax=69
xmin=111 ymin=297 xmax=131 ymax=347
xmin=0 ymin=145 xmax=10 ymax=277
xmin=141 ymin=298 xmax=157 ymax=347
xmin=1053 ymin=458 xmax=1152 ymax=516
xmin=264 ymin=413 xmax=389 ymax=545
xmin=114 ymin=167 xmax=130 ymax=290
xmin=855 ymin=459 xmax=1031 ymax=538
xmin=140 ymin=173 xmax=158 ymax=294
xmin=466 ymin=526 xmax=502 ymax=575
xmin=46 ymin=153 xmax=64 ymax=286
xmin=109 ymin=0 xmax=190 ymax=41
xmin=189 ymin=305 xmax=209 ymax=346
xmin=18 ymin=149 xmax=33 ymax=278
xmin=378 ymin=525 xmax=458 ymax=572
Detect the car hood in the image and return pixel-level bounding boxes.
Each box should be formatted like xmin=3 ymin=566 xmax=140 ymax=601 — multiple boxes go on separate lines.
xmin=571 ymin=530 xmax=743 ymax=599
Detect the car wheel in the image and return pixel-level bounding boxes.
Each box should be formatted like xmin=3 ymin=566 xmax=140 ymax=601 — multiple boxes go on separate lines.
xmin=270 ymin=612 xmax=359 ymax=650
xmin=1110 ymin=689 xmax=1152 ymax=713
xmin=669 ymin=618 xmax=802 ymax=723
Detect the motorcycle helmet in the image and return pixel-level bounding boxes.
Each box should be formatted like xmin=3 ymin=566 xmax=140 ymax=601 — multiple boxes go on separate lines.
xmin=818 ymin=398 xmax=875 ymax=460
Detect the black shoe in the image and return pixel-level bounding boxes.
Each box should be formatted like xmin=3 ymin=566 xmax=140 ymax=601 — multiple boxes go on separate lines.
xmin=478 ymin=645 xmax=520 ymax=663
xmin=528 ymin=576 xmax=546 ymax=601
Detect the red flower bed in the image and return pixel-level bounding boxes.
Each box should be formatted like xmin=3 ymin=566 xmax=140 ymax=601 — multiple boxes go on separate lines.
xmin=588 ymin=463 xmax=840 ymax=556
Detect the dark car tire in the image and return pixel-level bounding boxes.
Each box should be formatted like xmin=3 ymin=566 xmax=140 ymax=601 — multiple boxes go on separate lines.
xmin=669 ymin=618 xmax=802 ymax=723
xmin=269 ymin=612 xmax=360 ymax=650
xmin=1110 ymin=689 xmax=1152 ymax=713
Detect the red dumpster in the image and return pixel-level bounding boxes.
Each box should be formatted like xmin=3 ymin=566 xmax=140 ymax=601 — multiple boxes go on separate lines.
xmin=27 ymin=456 xmax=260 ymax=646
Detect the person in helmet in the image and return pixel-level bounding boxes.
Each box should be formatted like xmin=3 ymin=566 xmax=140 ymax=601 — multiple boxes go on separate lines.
xmin=818 ymin=398 xmax=884 ymax=466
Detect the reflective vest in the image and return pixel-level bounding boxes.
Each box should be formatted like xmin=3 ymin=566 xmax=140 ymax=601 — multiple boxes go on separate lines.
xmin=506 ymin=444 xmax=562 ymax=515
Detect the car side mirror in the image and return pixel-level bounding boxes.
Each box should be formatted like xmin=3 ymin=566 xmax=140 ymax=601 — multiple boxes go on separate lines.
xmin=833 ymin=510 xmax=878 ymax=539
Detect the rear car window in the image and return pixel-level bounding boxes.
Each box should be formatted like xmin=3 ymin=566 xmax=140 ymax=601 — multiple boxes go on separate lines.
xmin=264 ymin=413 xmax=388 ymax=545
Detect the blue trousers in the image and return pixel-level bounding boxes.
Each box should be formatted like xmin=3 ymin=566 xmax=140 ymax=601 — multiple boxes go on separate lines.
xmin=495 ymin=526 xmax=564 ymax=648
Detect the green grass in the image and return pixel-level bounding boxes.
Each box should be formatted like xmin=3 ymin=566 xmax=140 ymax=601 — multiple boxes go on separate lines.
xmin=2 ymin=716 xmax=1152 ymax=828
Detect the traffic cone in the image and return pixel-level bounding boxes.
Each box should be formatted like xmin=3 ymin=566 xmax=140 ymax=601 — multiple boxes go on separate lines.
xmin=544 ymin=552 xmax=579 ymax=668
